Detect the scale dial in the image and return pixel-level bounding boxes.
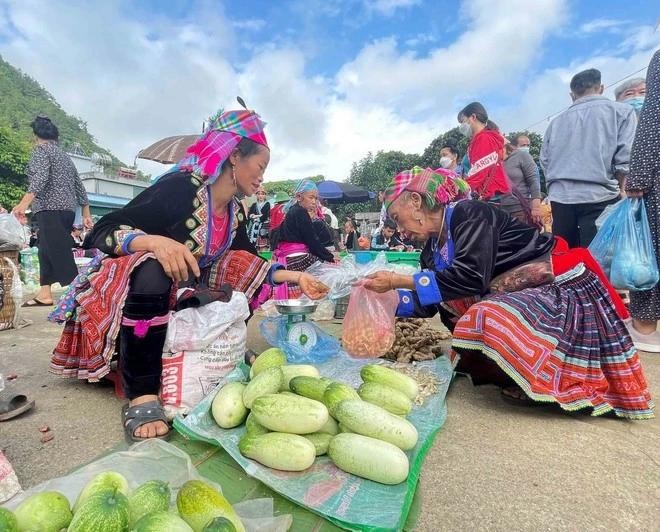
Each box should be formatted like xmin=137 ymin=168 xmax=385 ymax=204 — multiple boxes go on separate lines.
xmin=287 ymin=322 xmax=318 ymax=351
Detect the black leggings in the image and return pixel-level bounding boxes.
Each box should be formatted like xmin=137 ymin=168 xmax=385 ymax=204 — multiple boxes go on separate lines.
xmin=120 ymin=259 xmax=172 ymax=399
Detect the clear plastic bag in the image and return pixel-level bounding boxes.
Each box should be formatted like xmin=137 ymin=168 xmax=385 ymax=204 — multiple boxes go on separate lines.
xmin=0 ymin=214 xmax=25 ymax=247
xmin=589 ymin=200 xmax=627 ymax=278
xmin=3 ymin=439 xmax=292 ymax=532
xmin=165 ymin=292 xmax=250 ymax=352
xmin=595 ymin=199 xmax=624 ymax=230
xmin=609 ymin=199 xmax=659 ymax=290
xmin=259 ymin=316 xmax=340 ymax=363
xmin=341 ymin=283 xmax=399 ymax=358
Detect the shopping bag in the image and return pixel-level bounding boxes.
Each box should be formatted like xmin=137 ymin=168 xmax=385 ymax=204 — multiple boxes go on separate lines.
xmin=0 ymin=214 xmax=25 ymax=247
xmin=589 ymin=199 xmax=627 ymax=278
xmin=341 ymin=282 xmax=398 ymax=358
xmin=609 ymin=198 xmax=659 ymax=291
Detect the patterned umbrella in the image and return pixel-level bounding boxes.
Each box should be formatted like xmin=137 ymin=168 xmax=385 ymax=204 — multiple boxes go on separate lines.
xmin=136 ymin=134 xmax=200 ymax=164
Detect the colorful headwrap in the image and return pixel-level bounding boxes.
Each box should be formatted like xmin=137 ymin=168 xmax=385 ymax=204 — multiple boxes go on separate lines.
xmin=177 ymin=108 xmax=268 ymax=183
xmin=383 ymin=166 xmax=471 ymax=210
xmin=283 ymin=179 xmax=319 ymax=214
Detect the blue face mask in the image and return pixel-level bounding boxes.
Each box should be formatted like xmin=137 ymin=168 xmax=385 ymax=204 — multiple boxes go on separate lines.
xmin=626 ymin=96 xmax=645 ymax=112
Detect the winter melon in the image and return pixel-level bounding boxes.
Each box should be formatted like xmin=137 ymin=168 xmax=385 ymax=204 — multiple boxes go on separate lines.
xmin=68 ymin=488 xmax=129 ymax=532
xmin=14 ymin=491 xmax=72 ymax=532
xmin=128 ymin=479 xmax=171 ymax=527
xmin=73 ymin=470 xmax=129 ymax=512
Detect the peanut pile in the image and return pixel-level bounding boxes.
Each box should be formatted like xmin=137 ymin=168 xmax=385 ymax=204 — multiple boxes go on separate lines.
xmin=383 ymin=318 xmax=452 ymax=363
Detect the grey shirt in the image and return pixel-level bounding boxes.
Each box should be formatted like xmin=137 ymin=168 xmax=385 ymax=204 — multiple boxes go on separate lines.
xmin=27 ymin=142 xmax=89 ymax=214
xmin=540 ymin=95 xmax=637 ymax=204
xmin=503 ymin=150 xmax=541 ymax=199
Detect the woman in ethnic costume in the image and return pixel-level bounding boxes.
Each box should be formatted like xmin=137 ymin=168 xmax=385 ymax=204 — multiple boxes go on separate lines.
xmin=49 ymin=107 xmax=328 ymax=441
xmin=274 ymin=179 xmax=336 ymax=298
xmin=247 ymin=185 xmax=270 ymax=251
xmin=365 ymin=166 xmax=653 ymax=419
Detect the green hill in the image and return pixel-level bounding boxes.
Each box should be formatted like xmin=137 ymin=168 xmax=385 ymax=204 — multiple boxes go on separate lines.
xmin=0 ymin=55 xmax=120 ymax=163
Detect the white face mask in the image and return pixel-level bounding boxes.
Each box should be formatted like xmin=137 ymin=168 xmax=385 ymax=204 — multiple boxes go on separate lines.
xmin=458 ymin=122 xmax=472 ymax=137
xmin=518 ymin=146 xmax=530 ymax=153
xmin=439 ymin=156 xmax=453 ymax=169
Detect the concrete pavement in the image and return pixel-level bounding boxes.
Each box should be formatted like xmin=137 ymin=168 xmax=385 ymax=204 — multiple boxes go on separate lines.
xmin=1 ymin=305 xmax=658 ymax=531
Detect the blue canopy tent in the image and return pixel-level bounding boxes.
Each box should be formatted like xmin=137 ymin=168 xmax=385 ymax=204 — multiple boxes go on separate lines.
xmin=317 ymin=180 xmax=373 ymax=204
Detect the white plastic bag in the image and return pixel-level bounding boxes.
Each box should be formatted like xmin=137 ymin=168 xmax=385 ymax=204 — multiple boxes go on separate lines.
xmin=0 ymin=214 xmax=25 ymax=247
xmin=161 ymin=292 xmax=250 ymax=418
xmin=165 ymin=292 xmax=250 ymax=352
xmin=4 ymin=439 xmax=292 ymax=532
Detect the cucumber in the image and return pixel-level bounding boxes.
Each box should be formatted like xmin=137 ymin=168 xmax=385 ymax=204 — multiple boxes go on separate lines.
xmin=73 ymin=471 xmax=129 ymax=512
xmin=329 ymin=433 xmax=409 ymax=485
xmin=212 ymin=382 xmax=248 ymax=429
xmin=252 ymin=393 xmax=329 ymax=434
xmin=14 ymin=491 xmax=72 ymax=532
xmin=203 ymin=516 xmax=238 ymax=531
xmin=289 ymin=376 xmax=332 ymax=401
xmin=317 ymin=415 xmax=340 ymax=436
xmin=239 ymin=433 xmax=316 ymax=471
xmin=280 ymin=365 xmax=320 ymax=391
xmin=177 ymin=480 xmax=244 ymax=532
xmin=0 ymin=508 xmax=17 ymax=532
xmin=249 ymin=348 xmax=287 ymax=379
xmin=68 ymin=488 xmax=130 ymax=532
xmin=360 ymin=364 xmax=419 ymax=400
xmin=333 ymin=399 xmax=418 ymax=450
xmin=133 ymin=511 xmax=193 ymax=531
xmin=128 ymin=479 xmax=171 ymax=527
xmin=303 ymin=432 xmax=333 ymax=455
xmin=358 ymin=382 xmax=413 ymax=416
xmin=245 ymin=412 xmax=269 ymax=436
xmin=242 ymin=367 xmax=283 ymax=409
xmin=338 ymin=423 xmax=353 ymax=433
xmin=323 ymin=382 xmax=360 ymax=416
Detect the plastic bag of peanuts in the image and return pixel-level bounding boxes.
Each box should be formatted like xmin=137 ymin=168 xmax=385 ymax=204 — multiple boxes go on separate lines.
xmin=342 ymin=283 xmax=399 ymax=358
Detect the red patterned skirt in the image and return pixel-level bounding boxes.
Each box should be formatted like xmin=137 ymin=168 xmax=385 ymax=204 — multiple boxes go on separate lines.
xmin=452 ymin=265 xmax=654 ymax=419
xmin=50 ymin=250 xmax=270 ymax=382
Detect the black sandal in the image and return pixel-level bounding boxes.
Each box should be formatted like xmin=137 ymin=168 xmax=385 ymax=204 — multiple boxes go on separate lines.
xmin=500 ymin=386 xmax=538 ymax=407
xmin=122 ymin=400 xmax=170 ymax=442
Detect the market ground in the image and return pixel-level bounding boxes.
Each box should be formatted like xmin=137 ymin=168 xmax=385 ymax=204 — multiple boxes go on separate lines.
xmin=1 ymin=305 xmax=659 ymax=531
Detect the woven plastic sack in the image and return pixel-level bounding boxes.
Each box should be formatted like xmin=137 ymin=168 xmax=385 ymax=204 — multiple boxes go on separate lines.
xmin=342 ymin=283 xmax=398 ymax=358
xmin=609 ymin=198 xmax=659 ymax=290
xmin=3 ymin=439 xmax=292 ymax=532
xmin=259 ymin=315 xmax=340 ymax=363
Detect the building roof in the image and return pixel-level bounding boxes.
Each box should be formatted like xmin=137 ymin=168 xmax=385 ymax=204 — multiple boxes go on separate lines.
xmin=80 ymin=171 xmax=149 ymax=188
xmin=87 ymin=193 xmax=130 ymax=208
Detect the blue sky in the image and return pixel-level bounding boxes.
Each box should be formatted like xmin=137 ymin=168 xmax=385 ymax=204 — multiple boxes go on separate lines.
xmin=0 ymin=0 xmax=658 ymax=179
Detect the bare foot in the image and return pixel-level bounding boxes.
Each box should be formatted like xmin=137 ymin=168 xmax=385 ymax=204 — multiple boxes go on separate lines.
xmin=126 ymin=394 xmax=169 ymax=439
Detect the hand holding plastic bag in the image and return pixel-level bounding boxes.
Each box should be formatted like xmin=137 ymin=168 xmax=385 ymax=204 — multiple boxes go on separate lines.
xmin=342 ymin=282 xmax=398 ymax=358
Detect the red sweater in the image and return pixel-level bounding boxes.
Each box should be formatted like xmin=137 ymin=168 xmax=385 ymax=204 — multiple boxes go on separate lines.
xmin=466 ymin=129 xmax=511 ymax=199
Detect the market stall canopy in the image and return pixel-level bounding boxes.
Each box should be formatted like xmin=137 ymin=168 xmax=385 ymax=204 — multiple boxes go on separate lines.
xmin=136 ymin=134 xmax=200 ymax=164
xmin=318 ymin=180 xmax=373 ymax=204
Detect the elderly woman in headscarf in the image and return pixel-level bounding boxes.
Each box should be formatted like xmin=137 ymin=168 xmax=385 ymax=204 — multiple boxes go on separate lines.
xmin=626 ymin=50 xmax=660 ymax=352
xmin=364 ymin=166 xmax=653 ymax=419
xmin=49 ymin=106 xmax=328 ymax=441
xmin=274 ymin=179 xmax=336 ymax=298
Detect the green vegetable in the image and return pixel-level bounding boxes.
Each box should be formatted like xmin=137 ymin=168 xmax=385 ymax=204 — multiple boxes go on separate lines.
xmin=128 ymin=480 xmax=170 ymax=527
xmin=242 ymin=367 xmax=283 ymax=409
xmin=303 ymin=432 xmax=333 ymax=455
xmin=358 ymin=382 xmax=413 ymax=416
xmin=333 ymin=399 xmax=418 ymax=450
xmin=133 ymin=510 xmax=193 ymax=531
xmin=239 ymin=433 xmax=316 ymax=471
xmin=176 ymin=480 xmax=244 ymax=532
xmin=317 ymin=415 xmax=340 ymax=436
xmin=14 ymin=491 xmax=72 ymax=532
xmin=249 ymin=348 xmax=287 ymax=379
xmin=68 ymin=488 xmax=129 ymax=532
xmin=0 ymin=507 xmax=18 ymax=532
xmin=202 ymin=516 xmax=238 ymax=531
xmin=338 ymin=423 xmax=353 ymax=433
xmin=360 ymin=365 xmax=419 ymax=400
xmin=328 ymin=433 xmax=409 ymax=485
xmin=251 ymin=393 xmax=329 ymax=434
xmin=323 ymin=382 xmax=360 ymax=415
xmin=73 ymin=471 xmax=130 ymax=512
xmin=245 ymin=412 xmax=269 ymax=436
xmin=212 ymin=382 xmax=248 ymax=429
xmin=279 ymin=365 xmax=320 ymax=391
xmin=289 ymin=376 xmax=331 ymax=401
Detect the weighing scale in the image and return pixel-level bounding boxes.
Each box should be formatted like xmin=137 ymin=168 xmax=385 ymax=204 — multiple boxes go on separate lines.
xmin=274 ymin=299 xmax=319 ymax=351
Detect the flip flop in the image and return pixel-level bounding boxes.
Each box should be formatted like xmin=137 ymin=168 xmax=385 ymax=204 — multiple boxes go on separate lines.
xmin=0 ymin=390 xmax=35 ymax=421
xmin=21 ymin=298 xmax=53 ymax=307
xmin=122 ymin=401 xmax=170 ymax=442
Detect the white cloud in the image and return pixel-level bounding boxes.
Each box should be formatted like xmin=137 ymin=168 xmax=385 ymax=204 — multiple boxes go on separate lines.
xmin=233 ymin=19 xmax=266 ymax=31
xmin=579 ymin=18 xmax=627 ymax=34
xmin=366 ymin=0 xmax=421 ymax=16
xmin=1 ymin=0 xmax=658 ymax=187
